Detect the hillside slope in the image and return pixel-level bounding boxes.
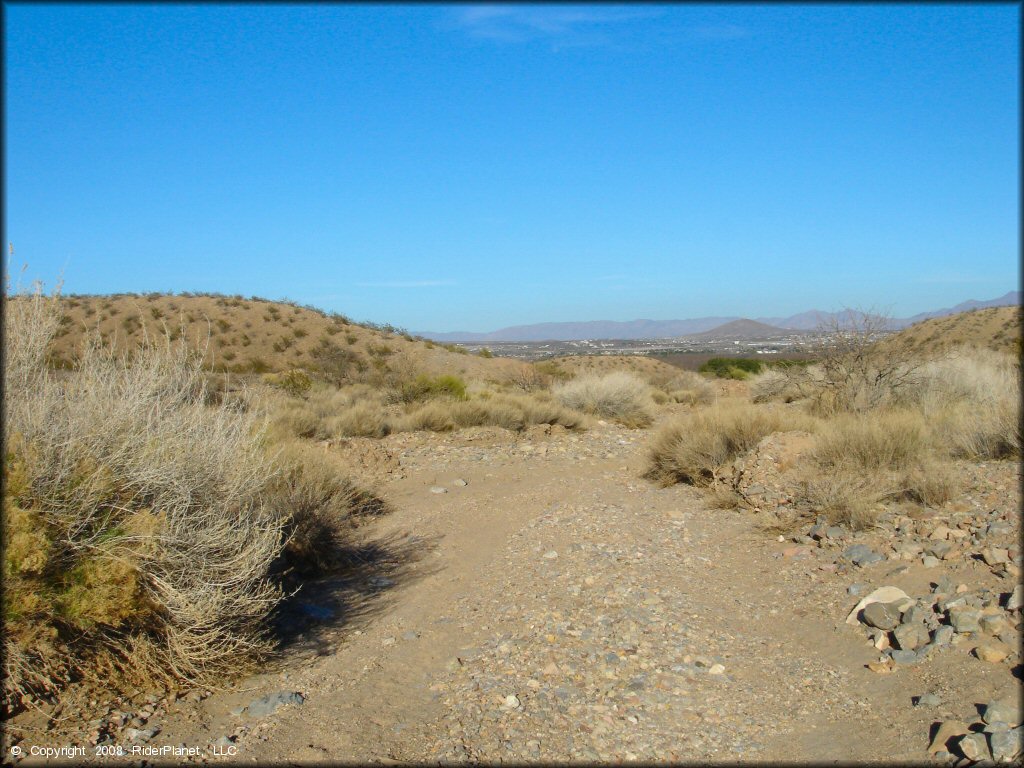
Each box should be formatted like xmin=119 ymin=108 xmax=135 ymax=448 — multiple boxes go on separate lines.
xmin=43 ymin=293 xmax=522 ymax=381
xmin=541 ymin=354 xmax=691 ymax=385
xmin=877 ymin=305 xmax=1021 ymax=355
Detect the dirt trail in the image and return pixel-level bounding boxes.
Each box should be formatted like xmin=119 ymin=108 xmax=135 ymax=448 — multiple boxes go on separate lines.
xmin=16 ymin=417 xmax=1020 ymax=764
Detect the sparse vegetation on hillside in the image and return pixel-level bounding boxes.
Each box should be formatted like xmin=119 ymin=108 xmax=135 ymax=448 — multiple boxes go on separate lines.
xmin=36 ymin=292 xmax=524 ymax=385
xmin=879 ymin=305 xmax=1021 ymax=356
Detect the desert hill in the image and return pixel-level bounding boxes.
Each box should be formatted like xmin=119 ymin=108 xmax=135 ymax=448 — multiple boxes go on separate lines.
xmin=43 ymin=293 xmax=522 ymax=381
xmin=876 ymin=305 xmax=1021 ymax=356
xmin=687 ymin=318 xmax=794 ymax=339
xmin=539 ymin=354 xmax=690 ymax=385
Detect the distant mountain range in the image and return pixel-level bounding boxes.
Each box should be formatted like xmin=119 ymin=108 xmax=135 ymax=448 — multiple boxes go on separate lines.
xmin=419 ymin=290 xmax=1020 ymax=342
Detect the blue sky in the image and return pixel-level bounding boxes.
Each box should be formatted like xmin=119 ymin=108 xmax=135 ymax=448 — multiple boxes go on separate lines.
xmin=5 ymin=4 xmax=1019 ymax=331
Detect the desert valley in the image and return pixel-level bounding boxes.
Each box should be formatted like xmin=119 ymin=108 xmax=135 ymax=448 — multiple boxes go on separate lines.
xmin=3 ymin=288 xmax=1021 ymax=765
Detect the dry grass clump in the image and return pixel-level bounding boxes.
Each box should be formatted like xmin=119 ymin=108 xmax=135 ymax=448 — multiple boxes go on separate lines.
xmin=325 ymin=400 xmax=391 ymax=438
xmin=659 ymin=371 xmax=716 ymax=406
xmin=394 ymin=400 xmax=457 ymax=432
xmin=264 ymin=384 xmax=390 ymax=441
xmin=394 ymin=391 xmax=585 ymax=434
xmin=797 ymin=471 xmax=883 ymax=530
xmin=895 ymin=348 xmax=1020 ymax=459
xmin=929 ymin=402 xmax=1019 ymax=460
xmin=4 ymin=286 xmax=284 ymax=704
xmin=810 ymin=410 xmax=930 ymax=471
xmin=795 ymin=457 xmax=961 ymax=530
xmin=553 ymin=372 xmax=655 ymax=428
xmin=646 ymin=404 xmax=815 ymax=486
xmin=896 ymin=461 xmax=961 ymax=507
xmin=794 ymin=410 xmax=961 ymax=528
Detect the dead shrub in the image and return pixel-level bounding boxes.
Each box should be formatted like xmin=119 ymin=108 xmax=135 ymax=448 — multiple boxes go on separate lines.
xmin=505 ymin=363 xmax=546 ymax=392
xmin=808 ymin=311 xmax=926 ymax=415
xmin=749 ymin=368 xmax=812 ymax=404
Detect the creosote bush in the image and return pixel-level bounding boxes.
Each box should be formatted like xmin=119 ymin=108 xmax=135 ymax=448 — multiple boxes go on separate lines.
xmin=3 ymin=286 xmax=284 ymax=704
xmin=394 ymin=374 xmax=468 ymax=404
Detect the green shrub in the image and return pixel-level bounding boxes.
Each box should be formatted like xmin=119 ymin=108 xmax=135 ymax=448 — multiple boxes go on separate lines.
xmin=262 ymin=369 xmax=313 ymax=398
xmin=700 ymin=358 xmax=763 ymax=378
xmin=397 ymin=374 xmax=468 ymax=403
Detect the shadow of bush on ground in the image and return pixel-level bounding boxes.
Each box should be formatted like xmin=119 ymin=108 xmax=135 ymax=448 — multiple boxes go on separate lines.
xmin=270 ymin=528 xmax=442 ymax=661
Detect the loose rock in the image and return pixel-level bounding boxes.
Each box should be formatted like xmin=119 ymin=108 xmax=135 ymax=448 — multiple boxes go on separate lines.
xmin=929 ymin=721 xmax=970 ymax=754
xmin=974 ymin=640 xmax=1011 ymax=663
xmin=862 ymin=602 xmax=902 ymax=631
xmin=244 ymin=691 xmax=304 ymax=719
xmin=957 ymin=732 xmax=992 ymax=762
xmin=984 ymin=699 xmax=1023 ymax=727
xmin=846 ymin=587 xmax=912 ymax=625
xmin=989 ymin=726 xmax=1024 ymax=763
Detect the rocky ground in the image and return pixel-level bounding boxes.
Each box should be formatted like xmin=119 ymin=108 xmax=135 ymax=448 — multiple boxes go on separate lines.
xmin=7 ymin=402 xmax=1022 ymax=765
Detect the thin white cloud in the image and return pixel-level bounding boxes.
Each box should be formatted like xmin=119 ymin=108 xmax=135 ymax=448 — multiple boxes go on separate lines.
xmin=450 ymin=5 xmax=663 ymax=45
xmin=354 ymin=280 xmax=456 ymax=288
xmin=448 ymin=7 xmax=750 ymax=49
